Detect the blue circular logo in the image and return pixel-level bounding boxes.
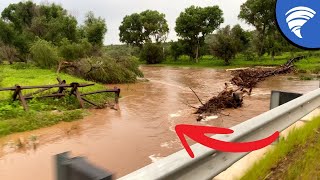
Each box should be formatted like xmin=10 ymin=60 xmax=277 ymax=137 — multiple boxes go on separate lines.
xmin=276 ymin=0 xmax=320 ymax=49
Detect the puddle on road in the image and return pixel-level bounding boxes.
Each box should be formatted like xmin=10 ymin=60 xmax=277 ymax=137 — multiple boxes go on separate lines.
xmin=0 ymin=66 xmax=318 ymax=180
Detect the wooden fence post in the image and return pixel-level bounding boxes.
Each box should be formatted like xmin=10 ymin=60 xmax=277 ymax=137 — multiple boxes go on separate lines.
xmin=70 ymin=83 xmax=84 ymax=108
xmin=114 ymin=87 xmax=120 ymax=104
xmin=13 ymin=84 xmax=29 ymax=111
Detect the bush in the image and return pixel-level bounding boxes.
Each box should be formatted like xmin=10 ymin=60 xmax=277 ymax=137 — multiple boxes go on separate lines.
xmin=30 ymin=39 xmax=60 ymax=68
xmin=140 ymin=43 xmax=164 ymax=64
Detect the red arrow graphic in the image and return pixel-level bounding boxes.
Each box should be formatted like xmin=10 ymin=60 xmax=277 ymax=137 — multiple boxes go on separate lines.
xmin=175 ymin=124 xmax=279 ymax=158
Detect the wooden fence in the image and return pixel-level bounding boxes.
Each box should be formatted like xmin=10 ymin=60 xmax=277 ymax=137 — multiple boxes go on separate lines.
xmin=0 ymin=78 xmax=121 ymax=111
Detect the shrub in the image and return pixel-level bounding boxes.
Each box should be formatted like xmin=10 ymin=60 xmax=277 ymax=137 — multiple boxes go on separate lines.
xmin=140 ymin=43 xmax=164 ymax=64
xmin=30 ymin=39 xmax=60 ymax=68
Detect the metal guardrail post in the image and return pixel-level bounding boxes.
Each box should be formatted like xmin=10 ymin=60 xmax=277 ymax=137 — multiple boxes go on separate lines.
xmin=55 ymin=152 xmax=113 ymax=180
xmin=270 ymin=90 xmax=302 ymax=109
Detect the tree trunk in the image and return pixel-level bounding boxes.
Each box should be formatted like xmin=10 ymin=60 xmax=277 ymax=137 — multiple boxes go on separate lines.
xmin=271 ymin=50 xmax=275 ymax=60
xmin=258 ymin=25 xmax=266 ymax=60
xmin=195 ymin=39 xmax=200 ymax=63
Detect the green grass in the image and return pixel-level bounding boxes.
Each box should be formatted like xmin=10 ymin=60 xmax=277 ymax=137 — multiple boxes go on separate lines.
xmin=295 ymin=57 xmax=320 ymax=74
xmin=0 ymin=64 xmax=114 ymax=137
xmin=240 ymin=115 xmax=320 ymax=180
xmin=160 ymin=52 xmax=320 ymax=73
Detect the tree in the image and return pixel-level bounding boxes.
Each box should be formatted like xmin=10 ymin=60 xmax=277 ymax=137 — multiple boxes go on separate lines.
xmin=207 ymin=26 xmax=237 ymax=65
xmin=140 ymin=10 xmax=169 ymax=43
xmin=0 ymin=2 xmax=110 ymax=62
xmin=119 ymin=13 xmax=144 ymax=48
xmin=0 ymin=19 xmax=16 ymax=45
xmin=231 ymin=24 xmax=250 ymax=53
xmin=140 ymin=43 xmax=164 ymax=64
xmin=83 ymin=12 xmax=107 ymax=46
xmin=1 ymin=1 xmax=37 ymax=31
xmin=239 ymin=0 xmax=276 ymax=58
xmin=0 ymin=19 xmax=32 ymax=61
xmin=175 ymin=5 xmax=224 ymax=62
xmin=119 ymin=10 xmax=169 ymax=47
xmin=39 ymin=3 xmax=78 ymax=44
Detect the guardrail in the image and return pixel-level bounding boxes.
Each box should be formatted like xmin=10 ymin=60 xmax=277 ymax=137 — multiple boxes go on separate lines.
xmin=119 ymin=88 xmax=320 ymax=180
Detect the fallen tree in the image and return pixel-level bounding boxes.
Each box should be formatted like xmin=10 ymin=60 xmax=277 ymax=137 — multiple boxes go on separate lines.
xmin=194 ymin=56 xmax=304 ymax=121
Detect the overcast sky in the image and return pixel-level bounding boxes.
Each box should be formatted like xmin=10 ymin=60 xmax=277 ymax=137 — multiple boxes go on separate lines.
xmin=0 ymin=0 xmax=252 ymax=45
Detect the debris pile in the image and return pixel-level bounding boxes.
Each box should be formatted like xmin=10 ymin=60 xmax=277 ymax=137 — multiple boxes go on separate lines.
xmin=193 ymin=56 xmax=304 ymax=121
xmin=230 ymin=65 xmax=293 ymax=89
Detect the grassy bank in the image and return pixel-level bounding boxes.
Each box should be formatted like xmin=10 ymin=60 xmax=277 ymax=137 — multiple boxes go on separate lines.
xmin=241 ymin=115 xmax=320 ymax=180
xmin=160 ymin=53 xmax=320 ymax=74
xmin=0 ymin=64 xmax=113 ymax=137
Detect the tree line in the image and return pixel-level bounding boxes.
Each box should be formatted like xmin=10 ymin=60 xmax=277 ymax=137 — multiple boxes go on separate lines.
xmin=118 ymin=0 xmax=301 ymax=65
xmin=0 ymin=0 xmax=301 ymax=68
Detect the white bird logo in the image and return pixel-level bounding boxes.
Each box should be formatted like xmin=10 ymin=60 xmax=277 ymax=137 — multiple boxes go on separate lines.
xmin=285 ymin=6 xmax=316 ymax=38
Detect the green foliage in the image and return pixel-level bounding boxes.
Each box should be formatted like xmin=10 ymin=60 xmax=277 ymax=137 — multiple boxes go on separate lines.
xmin=0 ymin=1 xmax=107 ymax=62
xmin=169 ymin=40 xmax=194 ymax=61
xmin=30 ymin=39 xmax=59 ymax=68
xmin=140 ymin=10 xmax=169 ymax=43
xmin=231 ymin=24 xmax=250 ymax=53
xmin=140 ymin=43 xmax=164 ymax=64
xmin=76 ymin=56 xmax=143 ymax=83
xmin=58 ymin=38 xmax=92 ymax=61
xmin=175 ymin=5 xmax=224 ymax=60
xmin=0 ymin=109 xmax=84 ymax=137
xmin=295 ymin=57 xmax=320 ymax=74
xmin=0 ymin=19 xmax=16 ymax=45
xmin=38 ymin=3 xmax=78 ymax=44
xmin=1 ymin=1 xmax=36 ymax=31
xmin=119 ymin=10 xmax=169 ymax=47
xmin=83 ymin=12 xmax=107 ymax=46
xmin=119 ymin=13 xmax=144 ymax=47
xmin=207 ymin=26 xmax=238 ymax=65
xmin=239 ymin=0 xmax=276 ymax=57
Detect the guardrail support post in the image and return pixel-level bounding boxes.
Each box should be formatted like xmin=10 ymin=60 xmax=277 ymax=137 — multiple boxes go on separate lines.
xmin=270 ymin=90 xmax=302 ymax=110
xmin=55 ymin=152 xmax=113 ymax=180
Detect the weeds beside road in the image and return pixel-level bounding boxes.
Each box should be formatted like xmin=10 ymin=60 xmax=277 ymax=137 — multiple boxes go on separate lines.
xmin=241 ymin=115 xmax=320 ymax=180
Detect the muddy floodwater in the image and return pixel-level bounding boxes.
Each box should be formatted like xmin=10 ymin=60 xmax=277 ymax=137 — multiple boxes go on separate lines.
xmin=0 ymin=66 xmax=318 ymax=179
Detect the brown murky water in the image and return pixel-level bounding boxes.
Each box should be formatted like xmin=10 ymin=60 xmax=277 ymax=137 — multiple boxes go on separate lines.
xmin=0 ymin=66 xmax=318 ymax=180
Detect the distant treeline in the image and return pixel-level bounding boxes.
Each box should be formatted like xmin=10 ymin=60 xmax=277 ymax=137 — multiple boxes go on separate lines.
xmin=116 ymin=0 xmax=303 ymax=65
xmin=0 ymin=0 xmax=304 ymax=71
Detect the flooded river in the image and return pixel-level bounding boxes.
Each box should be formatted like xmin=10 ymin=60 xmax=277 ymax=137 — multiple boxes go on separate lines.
xmin=0 ymin=66 xmax=318 ymax=179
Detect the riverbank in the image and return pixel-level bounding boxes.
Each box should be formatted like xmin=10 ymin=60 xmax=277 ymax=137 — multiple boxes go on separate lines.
xmin=159 ymin=55 xmax=320 ymax=74
xmin=0 ymin=64 xmax=113 ymax=137
xmin=240 ymin=114 xmax=320 ymax=180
